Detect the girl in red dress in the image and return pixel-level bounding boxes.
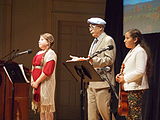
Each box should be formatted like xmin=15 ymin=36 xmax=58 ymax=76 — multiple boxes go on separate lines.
xmin=31 ymin=33 xmax=57 ymax=120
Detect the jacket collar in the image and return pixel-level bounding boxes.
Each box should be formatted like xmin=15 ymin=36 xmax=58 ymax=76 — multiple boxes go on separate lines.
xmin=123 ymin=44 xmax=141 ymax=64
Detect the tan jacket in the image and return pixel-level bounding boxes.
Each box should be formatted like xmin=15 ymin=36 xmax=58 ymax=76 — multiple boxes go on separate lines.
xmin=88 ymin=32 xmax=116 ymax=89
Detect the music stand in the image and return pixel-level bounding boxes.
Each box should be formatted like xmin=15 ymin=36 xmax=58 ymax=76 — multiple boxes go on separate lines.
xmin=3 ymin=62 xmax=29 ymax=120
xmin=63 ymin=60 xmax=102 ymax=120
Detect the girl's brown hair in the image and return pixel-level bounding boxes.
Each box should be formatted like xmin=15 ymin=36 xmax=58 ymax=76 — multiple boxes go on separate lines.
xmin=40 ymin=33 xmax=55 ymax=48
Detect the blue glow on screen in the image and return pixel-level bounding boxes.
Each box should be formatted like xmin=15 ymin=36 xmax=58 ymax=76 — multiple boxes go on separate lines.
xmin=124 ymin=0 xmax=153 ymax=5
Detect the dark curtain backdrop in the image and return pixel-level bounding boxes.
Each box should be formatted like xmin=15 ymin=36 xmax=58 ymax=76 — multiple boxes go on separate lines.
xmin=105 ymin=0 xmax=160 ymax=120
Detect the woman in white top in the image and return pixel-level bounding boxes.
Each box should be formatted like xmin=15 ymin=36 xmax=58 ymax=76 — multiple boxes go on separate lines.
xmin=116 ymin=29 xmax=152 ymax=120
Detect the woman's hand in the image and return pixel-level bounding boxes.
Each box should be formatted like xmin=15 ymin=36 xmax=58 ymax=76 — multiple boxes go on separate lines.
xmin=116 ymin=74 xmax=125 ymax=84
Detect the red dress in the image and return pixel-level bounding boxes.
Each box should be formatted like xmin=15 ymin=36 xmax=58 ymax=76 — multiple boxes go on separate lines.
xmin=32 ymin=53 xmax=55 ymax=102
xmin=31 ymin=49 xmax=57 ymax=113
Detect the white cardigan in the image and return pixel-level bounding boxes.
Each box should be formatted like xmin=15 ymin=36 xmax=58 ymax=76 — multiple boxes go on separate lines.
xmin=123 ymin=44 xmax=149 ymax=91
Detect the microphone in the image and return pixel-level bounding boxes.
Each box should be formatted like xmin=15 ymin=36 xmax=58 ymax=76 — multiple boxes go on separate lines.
xmin=15 ymin=49 xmax=32 ymax=57
xmin=97 ymin=66 xmax=111 ymax=72
xmin=98 ymin=45 xmax=114 ymax=53
xmin=89 ymin=45 xmax=114 ymax=59
xmin=95 ymin=45 xmax=114 ymax=54
xmin=101 ymin=66 xmax=111 ymax=72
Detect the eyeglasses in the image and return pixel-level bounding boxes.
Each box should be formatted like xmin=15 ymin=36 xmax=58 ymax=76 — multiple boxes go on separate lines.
xmin=88 ymin=25 xmax=101 ymax=30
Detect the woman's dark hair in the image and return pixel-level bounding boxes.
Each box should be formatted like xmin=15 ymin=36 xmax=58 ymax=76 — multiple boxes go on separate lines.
xmin=126 ymin=28 xmax=152 ymax=77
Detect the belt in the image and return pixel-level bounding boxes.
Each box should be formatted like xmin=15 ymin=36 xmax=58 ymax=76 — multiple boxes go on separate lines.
xmin=34 ymin=66 xmax=42 ymax=69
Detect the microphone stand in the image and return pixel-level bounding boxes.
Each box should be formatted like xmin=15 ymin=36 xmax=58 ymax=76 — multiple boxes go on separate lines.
xmin=0 ymin=50 xmax=17 ymax=120
xmin=4 ymin=59 xmax=15 ymax=120
xmin=2 ymin=49 xmax=20 ymax=120
xmin=89 ymin=48 xmax=119 ymax=120
xmin=0 ymin=61 xmax=7 ymax=120
xmin=89 ymin=50 xmax=104 ymax=60
xmin=89 ymin=50 xmax=118 ymax=99
xmin=89 ymin=48 xmax=112 ymax=60
xmin=1 ymin=49 xmax=31 ymax=120
xmin=0 ymin=50 xmax=15 ymax=60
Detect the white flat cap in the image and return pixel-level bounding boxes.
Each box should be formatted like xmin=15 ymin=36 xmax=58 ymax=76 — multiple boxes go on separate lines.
xmin=87 ymin=17 xmax=106 ymax=25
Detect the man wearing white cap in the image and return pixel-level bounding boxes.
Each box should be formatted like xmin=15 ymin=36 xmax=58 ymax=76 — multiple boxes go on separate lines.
xmin=69 ymin=17 xmax=116 ymax=120
xmin=87 ymin=17 xmax=116 ymax=120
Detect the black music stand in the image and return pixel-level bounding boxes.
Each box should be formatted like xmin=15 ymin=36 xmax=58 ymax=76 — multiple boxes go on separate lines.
xmin=63 ymin=60 xmax=102 ymax=120
xmin=3 ymin=62 xmax=29 ymax=120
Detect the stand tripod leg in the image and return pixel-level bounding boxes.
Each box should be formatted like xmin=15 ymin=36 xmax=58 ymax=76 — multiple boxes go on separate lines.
xmin=11 ymin=83 xmax=15 ymax=120
xmin=110 ymin=111 xmax=113 ymax=120
xmin=80 ymin=78 xmax=84 ymax=120
xmin=2 ymin=74 xmax=6 ymax=120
